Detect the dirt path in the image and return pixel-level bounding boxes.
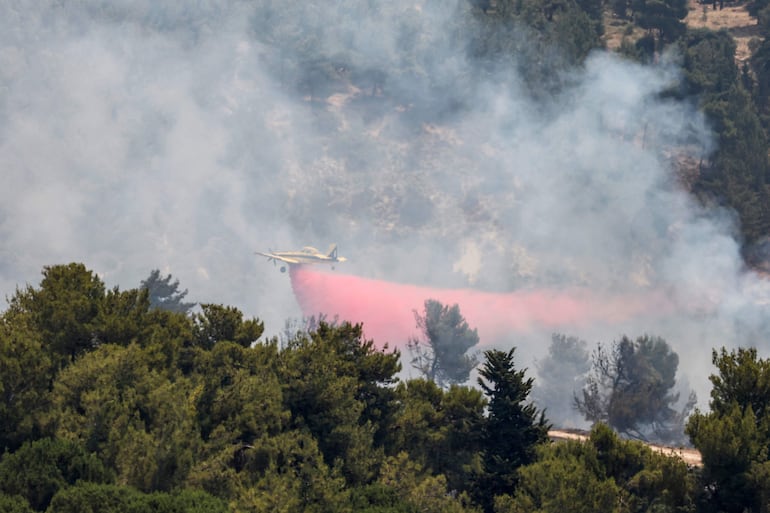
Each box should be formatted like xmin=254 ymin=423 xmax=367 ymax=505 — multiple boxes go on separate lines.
xmin=548 ymin=430 xmax=703 ymax=467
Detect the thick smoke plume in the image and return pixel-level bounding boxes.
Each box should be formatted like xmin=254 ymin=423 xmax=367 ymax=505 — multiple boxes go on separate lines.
xmin=1 ymin=1 xmax=769 ymax=406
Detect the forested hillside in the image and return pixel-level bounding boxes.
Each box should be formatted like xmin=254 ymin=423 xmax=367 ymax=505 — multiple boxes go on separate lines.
xmin=486 ymin=0 xmax=770 ymax=254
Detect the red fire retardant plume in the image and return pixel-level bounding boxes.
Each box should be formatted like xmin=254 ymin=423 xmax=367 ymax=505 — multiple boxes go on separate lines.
xmin=290 ymin=266 xmax=655 ymax=348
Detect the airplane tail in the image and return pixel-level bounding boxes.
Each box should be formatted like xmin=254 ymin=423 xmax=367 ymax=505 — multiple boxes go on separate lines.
xmin=326 ymin=244 xmax=338 ymax=259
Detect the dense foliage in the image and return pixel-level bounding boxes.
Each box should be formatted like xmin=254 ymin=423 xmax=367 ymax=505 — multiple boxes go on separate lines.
xmin=0 ymin=264 xmax=540 ymax=513
xmin=2 ymin=263 xmax=770 ymax=512
xmin=687 ymin=348 xmax=770 ymax=513
xmin=499 ymin=423 xmax=697 ymax=513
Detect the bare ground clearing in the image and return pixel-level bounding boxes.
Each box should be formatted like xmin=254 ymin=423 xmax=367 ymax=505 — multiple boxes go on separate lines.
xmin=605 ymin=0 xmax=761 ymax=62
xmin=685 ymin=0 xmax=761 ymax=62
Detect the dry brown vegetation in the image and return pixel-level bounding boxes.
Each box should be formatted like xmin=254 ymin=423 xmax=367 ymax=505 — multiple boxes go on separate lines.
xmin=685 ymin=0 xmax=761 ymax=61
xmin=604 ymin=12 xmax=645 ymax=50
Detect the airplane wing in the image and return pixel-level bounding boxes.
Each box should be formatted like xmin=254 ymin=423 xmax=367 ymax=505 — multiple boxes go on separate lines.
xmin=274 ymin=256 xmax=301 ymax=264
xmin=255 ymin=252 xmax=301 ymax=264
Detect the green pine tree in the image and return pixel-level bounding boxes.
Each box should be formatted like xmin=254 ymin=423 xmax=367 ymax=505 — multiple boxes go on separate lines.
xmin=473 ymin=348 xmax=550 ymax=512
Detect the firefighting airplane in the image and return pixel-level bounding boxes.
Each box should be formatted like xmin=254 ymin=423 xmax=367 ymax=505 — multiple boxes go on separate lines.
xmin=256 ymin=244 xmax=347 ymax=273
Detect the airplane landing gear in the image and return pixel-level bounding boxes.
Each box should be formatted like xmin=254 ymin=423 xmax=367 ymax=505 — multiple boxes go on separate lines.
xmin=280 ymin=266 xmax=286 ymax=273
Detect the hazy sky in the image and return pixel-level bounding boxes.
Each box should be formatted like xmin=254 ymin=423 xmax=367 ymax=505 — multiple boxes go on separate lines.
xmin=1 ymin=1 xmax=768 ymax=404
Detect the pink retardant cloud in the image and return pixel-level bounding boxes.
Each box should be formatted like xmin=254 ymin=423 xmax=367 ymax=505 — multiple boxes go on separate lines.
xmin=290 ymin=266 xmax=661 ymax=348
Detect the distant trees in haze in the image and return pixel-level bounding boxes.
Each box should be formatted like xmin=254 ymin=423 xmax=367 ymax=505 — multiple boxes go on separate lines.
xmin=533 ymin=332 xmax=695 ymax=445
xmin=533 ymin=333 xmax=591 ymax=427
xmin=140 ymin=269 xmax=195 ymax=314
xmin=574 ymin=334 xmax=696 ymax=445
xmin=407 ymin=299 xmax=480 ymax=387
xmin=678 ymin=28 xmax=770 ymax=254
xmin=468 ymin=0 xmax=605 ymax=98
